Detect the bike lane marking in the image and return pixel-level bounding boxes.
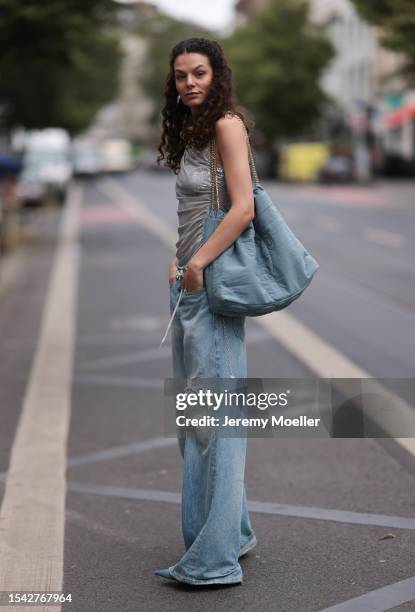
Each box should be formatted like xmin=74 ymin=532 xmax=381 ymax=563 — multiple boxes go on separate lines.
xmin=0 ymin=184 xmax=81 ymax=603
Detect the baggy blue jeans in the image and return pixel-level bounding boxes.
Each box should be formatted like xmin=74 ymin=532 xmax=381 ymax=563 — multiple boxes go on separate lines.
xmin=156 ymin=269 xmax=257 ymax=585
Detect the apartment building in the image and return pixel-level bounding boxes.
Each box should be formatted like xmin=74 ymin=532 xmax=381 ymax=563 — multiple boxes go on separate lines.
xmin=235 ymin=0 xmax=415 ymax=168
xmin=309 ymin=0 xmax=414 ymax=167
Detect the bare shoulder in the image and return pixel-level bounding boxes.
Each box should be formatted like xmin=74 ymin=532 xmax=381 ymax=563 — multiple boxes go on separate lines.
xmin=214 ymin=113 xmax=247 ymax=167
xmin=215 ymin=112 xmax=247 ymax=139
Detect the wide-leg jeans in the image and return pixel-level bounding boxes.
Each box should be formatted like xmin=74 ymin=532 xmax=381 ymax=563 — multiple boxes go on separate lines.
xmin=161 ymin=275 xmax=256 ymax=585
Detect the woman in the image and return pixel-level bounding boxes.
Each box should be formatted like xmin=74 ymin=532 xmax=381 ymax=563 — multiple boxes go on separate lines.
xmin=155 ymin=37 xmax=257 ymax=586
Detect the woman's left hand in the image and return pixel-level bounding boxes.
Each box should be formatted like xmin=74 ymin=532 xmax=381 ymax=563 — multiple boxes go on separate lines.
xmin=182 ymin=260 xmax=204 ymax=293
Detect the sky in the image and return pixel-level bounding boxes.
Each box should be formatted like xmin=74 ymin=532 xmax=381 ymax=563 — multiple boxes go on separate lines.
xmin=156 ymin=0 xmax=236 ymax=30
xmin=116 ymin=0 xmax=238 ymax=32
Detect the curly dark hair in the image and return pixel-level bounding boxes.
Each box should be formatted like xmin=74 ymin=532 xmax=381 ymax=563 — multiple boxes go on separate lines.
xmin=157 ymin=37 xmax=254 ymax=175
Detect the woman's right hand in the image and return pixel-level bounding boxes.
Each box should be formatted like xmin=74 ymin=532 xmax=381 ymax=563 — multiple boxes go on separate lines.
xmin=168 ymin=257 xmax=178 ymax=287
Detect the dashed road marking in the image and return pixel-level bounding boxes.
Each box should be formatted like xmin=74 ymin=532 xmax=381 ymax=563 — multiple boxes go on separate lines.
xmin=365 ymin=227 xmax=405 ymax=248
xmin=319 ymin=575 xmax=415 ymax=611
xmin=64 ymin=481 xmax=415 ymax=531
xmin=66 ymin=437 xmax=176 ymax=468
xmin=315 ymin=213 xmax=341 ymax=232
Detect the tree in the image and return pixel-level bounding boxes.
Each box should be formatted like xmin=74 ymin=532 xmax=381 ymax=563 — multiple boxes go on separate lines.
xmin=0 ymin=0 xmax=122 ymax=133
xmin=350 ymin=0 xmax=415 ymax=84
xmin=223 ymin=0 xmax=335 ymax=148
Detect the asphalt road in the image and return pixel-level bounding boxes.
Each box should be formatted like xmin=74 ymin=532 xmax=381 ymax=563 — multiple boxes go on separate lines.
xmin=0 ymin=171 xmax=415 ymax=611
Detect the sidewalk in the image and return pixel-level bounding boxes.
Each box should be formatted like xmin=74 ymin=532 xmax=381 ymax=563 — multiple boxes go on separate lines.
xmin=0 ymin=204 xmax=62 ymax=298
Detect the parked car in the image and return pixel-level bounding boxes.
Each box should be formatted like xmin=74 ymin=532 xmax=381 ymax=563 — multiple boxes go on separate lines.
xmin=100 ymin=139 xmax=132 ymax=173
xmin=23 ymin=128 xmax=72 ymax=203
xmin=317 ymin=155 xmax=355 ymax=184
xmin=17 ymin=164 xmax=48 ymax=208
xmin=71 ymin=140 xmax=102 ymax=177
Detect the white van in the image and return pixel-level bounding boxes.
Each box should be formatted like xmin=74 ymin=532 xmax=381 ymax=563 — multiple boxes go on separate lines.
xmin=100 ymin=139 xmax=132 ymax=173
xmin=23 ymin=128 xmax=72 ymax=202
xmin=72 ymin=139 xmax=102 ymax=176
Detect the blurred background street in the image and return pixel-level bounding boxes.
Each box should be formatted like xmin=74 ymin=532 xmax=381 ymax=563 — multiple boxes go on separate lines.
xmin=1 ymin=1 xmax=415 ymax=611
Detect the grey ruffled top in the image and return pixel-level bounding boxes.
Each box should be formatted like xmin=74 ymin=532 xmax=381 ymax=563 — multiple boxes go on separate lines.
xmin=175 ymin=140 xmax=232 ymax=267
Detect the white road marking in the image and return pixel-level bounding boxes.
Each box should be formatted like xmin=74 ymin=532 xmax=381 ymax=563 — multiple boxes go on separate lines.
xmin=75 ymin=345 xmax=176 ymax=371
xmin=65 ymin=481 xmax=415 ymax=531
xmin=319 ymin=575 xmax=415 ymax=611
xmin=0 ymin=184 xmax=81 ymax=605
xmin=258 ymin=314 xmax=415 ymax=436
xmin=66 ymin=437 xmax=176 ymax=467
xmin=102 ymin=177 xmax=177 ymax=245
xmin=74 ymin=328 xmax=269 ymax=371
xmin=103 ymin=178 xmax=415 ymax=458
xmin=74 ymin=374 xmax=164 ymax=388
xmin=2 ymin=321 xmax=269 ymax=350
xmin=315 ymin=213 xmax=341 ymax=232
xmin=109 ymin=315 xmax=164 ymax=331
xmin=365 ymin=227 xmax=405 ymax=248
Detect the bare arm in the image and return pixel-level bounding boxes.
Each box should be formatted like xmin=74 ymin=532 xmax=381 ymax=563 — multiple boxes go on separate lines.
xmin=182 ymin=115 xmax=254 ymax=291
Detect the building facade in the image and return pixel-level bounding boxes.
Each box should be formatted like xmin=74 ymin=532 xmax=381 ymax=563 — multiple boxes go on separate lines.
xmin=235 ymin=0 xmax=415 ymax=172
xmin=309 ymin=0 xmax=415 ymax=171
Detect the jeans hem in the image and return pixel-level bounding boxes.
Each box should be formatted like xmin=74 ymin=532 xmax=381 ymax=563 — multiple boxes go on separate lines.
xmin=168 ymin=566 xmax=243 ymax=586
xmin=238 ymin=533 xmax=257 ymax=558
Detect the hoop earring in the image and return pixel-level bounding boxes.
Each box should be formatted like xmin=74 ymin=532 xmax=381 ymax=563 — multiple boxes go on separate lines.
xmin=177 ymin=94 xmax=181 ymax=104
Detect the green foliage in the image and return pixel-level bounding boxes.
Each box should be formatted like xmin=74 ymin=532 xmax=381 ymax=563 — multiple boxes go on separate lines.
xmin=129 ymin=0 xmax=334 ymax=145
xmin=0 ymin=0 xmax=121 ymax=133
xmin=224 ymin=0 xmax=335 ymax=146
xmin=351 ymin=0 xmax=415 ymax=83
xmin=134 ymin=14 xmax=214 ymax=127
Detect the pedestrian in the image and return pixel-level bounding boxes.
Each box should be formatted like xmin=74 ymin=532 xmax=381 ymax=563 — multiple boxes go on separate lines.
xmin=155 ymin=37 xmax=257 ymax=586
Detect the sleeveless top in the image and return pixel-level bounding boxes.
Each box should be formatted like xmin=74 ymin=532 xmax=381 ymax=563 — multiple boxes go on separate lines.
xmin=175 ymin=140 xmax=232 ymax=267
xmin=160 ymin=114 xmax=249 ymax=346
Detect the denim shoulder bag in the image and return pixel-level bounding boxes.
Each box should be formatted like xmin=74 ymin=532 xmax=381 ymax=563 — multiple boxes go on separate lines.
xmin=202 ymin=122 xmax=320 ymax=317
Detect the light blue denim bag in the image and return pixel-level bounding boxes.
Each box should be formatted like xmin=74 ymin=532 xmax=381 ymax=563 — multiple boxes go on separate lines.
xmin=202 ymin=133 xmax=320 ymax=317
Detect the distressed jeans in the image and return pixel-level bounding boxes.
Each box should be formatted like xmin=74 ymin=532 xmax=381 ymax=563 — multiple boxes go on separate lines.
xmin=155 ymin=269 xmax=257 ymax=585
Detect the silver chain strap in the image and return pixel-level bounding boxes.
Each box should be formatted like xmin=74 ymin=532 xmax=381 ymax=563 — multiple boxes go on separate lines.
xmin=207 ymin=115 xmax=255 ymax=377
xmin=209 ymin=116 xmax=259 ymax=212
